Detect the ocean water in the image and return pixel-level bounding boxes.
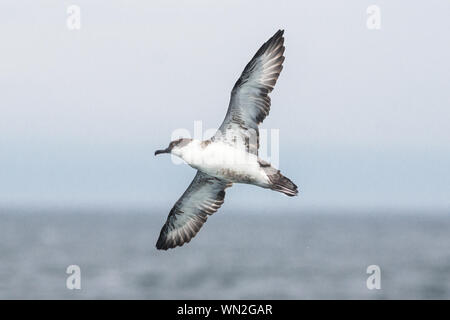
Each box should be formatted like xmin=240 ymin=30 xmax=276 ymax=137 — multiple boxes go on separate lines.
xmin=0 ymin=209 xmax=449 ymax=299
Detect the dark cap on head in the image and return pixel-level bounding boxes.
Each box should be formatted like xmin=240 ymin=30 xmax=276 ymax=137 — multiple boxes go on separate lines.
xmin=154 ymin=138 xmax=191 ymax=156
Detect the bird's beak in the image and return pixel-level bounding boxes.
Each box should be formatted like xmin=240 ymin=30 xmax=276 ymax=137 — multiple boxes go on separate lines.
xmin=154 ymin=148 xmax=169 ymax=156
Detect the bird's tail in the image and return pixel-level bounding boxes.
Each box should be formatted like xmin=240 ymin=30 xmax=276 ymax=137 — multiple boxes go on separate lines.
xmin=268 ymin=171 xmax=298 ymax=196
xmin=258 ymin=160 xmax=298 ymax=196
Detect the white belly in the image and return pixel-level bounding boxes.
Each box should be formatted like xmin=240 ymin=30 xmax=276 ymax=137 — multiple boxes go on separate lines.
xmin=181 ymin=142 xmax=269 ymax=186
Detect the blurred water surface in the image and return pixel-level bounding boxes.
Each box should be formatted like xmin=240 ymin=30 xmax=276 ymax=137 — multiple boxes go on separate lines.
xmin=0 ymin=209 xmax=449 ymax=299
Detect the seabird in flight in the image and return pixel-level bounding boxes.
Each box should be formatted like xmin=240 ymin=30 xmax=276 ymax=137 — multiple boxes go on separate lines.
xmin=154 ymin=30 xmax=297 ymax=250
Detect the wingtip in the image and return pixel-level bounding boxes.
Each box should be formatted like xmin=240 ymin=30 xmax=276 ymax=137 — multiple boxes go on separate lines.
xmin=156 ymin=235 xmax=174 ymax=250
xmin=155 ymin=233 xmax=173 ymax=250
xmin=270 ymin=29 xmax=285 ymax=45
xmin=155 ymin=240 xmax=187 ymax=251
xmin=276 ymin=29 xmax=285 ymax=36
xmin=156 ymin=231 xmax=190 ymax=251
xmin=155 ymin=239 xmax=166 ymax=250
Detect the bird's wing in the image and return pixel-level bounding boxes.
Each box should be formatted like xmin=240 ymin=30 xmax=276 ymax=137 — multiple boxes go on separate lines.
xmin=156 ymin=171 xmax=232 ymax=250
xmin=213 ymin=30 xmax=285 ymax=155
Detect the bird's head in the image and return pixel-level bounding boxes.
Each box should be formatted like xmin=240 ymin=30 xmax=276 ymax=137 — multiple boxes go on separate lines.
xmin=154 ymin=138 xmax=192 ymax=156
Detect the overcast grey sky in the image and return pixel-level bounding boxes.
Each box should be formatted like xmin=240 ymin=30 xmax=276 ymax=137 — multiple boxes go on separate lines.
xmin=0 ymin=1 xmax=449 ymax=211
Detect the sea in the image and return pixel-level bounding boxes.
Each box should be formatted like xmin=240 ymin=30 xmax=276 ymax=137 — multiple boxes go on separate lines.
xmin=0 ymin=208 xmax=449 ymax=299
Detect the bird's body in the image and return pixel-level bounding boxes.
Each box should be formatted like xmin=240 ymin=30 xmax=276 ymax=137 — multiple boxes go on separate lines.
xmin=173 ymin=139 xmax=270 ymax=187
xmin=154 ymin=30 xmax=298 ymax=250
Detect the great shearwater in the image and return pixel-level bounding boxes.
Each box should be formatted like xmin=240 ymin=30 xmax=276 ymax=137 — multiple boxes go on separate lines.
xmin=154 ymin=30 xmax=297 ymax=250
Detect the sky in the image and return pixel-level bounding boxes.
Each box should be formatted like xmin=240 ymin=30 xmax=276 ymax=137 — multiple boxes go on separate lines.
xmin=0 ymin=1 xmax=449 ymax=211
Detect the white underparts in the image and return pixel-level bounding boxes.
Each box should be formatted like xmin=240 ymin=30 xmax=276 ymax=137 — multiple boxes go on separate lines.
xmin=172 ymin=140 xmax=270 ymax=187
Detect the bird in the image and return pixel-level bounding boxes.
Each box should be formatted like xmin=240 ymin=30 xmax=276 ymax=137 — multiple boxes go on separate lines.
xmin=154 ymin=29 xmax=297 ymax=250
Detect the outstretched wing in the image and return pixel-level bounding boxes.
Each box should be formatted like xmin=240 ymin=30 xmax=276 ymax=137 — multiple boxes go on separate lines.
xmin=156 ymin=171 xmax=232 ymax=250
xmin=214 ymin=29 xmax=285 ymax=155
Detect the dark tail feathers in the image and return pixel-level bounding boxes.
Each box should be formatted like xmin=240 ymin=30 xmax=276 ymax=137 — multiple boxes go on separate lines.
xmin=268 ymin=172 xmax=298 ymax=197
